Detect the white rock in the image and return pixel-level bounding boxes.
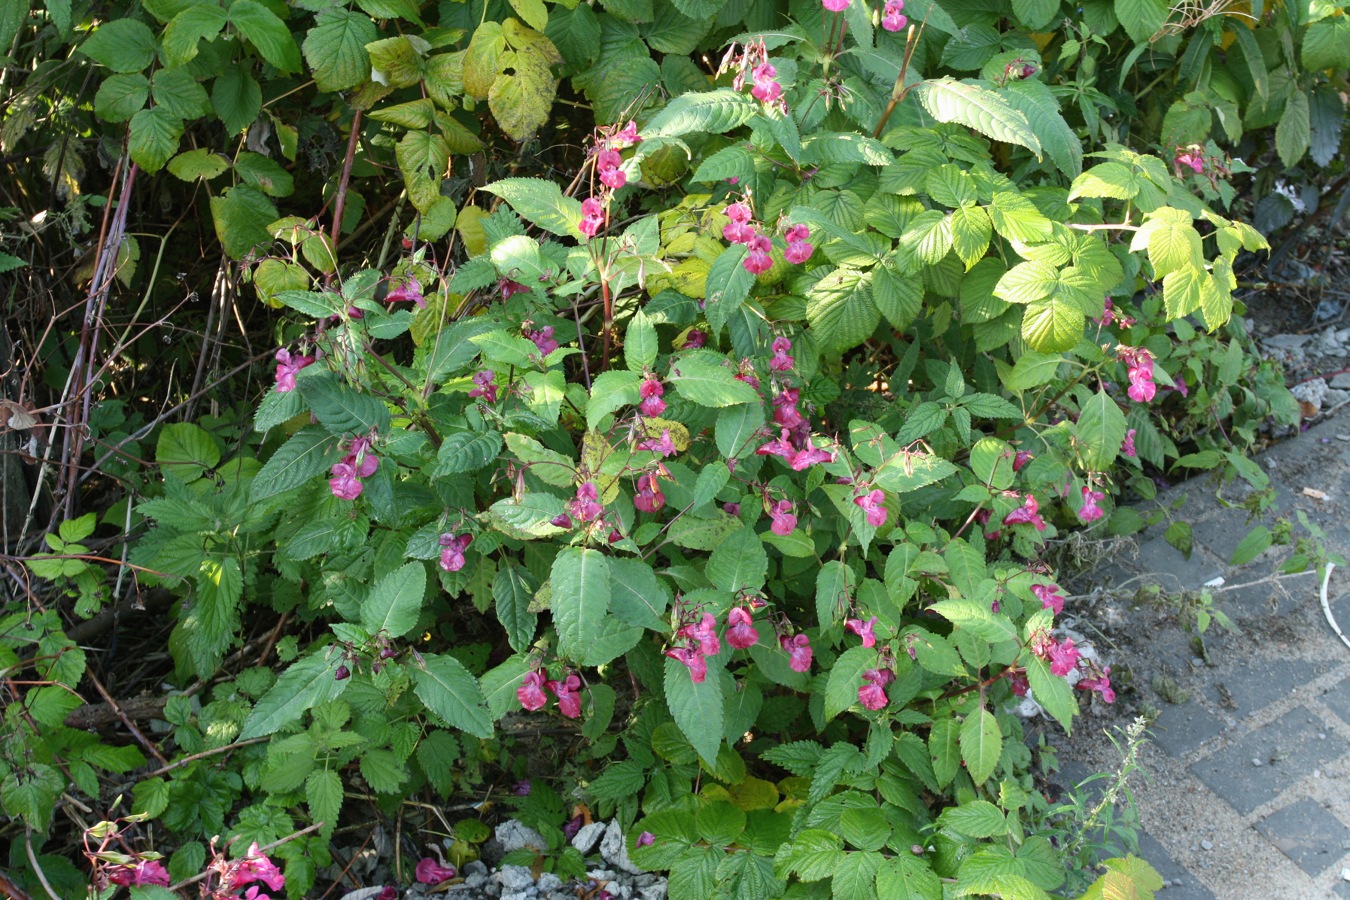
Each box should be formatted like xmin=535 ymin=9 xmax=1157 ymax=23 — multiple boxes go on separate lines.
xmin=572 ymin=821 xmax=607 ymax=855
xmin=536 ymin=873 xmax=562 ymax=892
xmin=499 ymin=865 xmax=535 ymax=891
xmin=1264 ymin=333 xmax=1315 ymax=350
xmin=495 ymin=820 xmax=548 ymax=854
xmin=600 ymin=820 xmax=645 ymax=875
xmin=1331 ymin=373 xmax=1350 ymax=391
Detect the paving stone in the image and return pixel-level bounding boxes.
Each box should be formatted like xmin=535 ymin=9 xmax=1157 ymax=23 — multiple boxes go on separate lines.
xmin=1136 ymin=831 xmax=1216 ymax=899
xmin=1223 ymin=578 xmax=1301 ymax=621
xmin=1321 ymin=673 xmax=1350 ymax=728
xmin=1188 ymin=707 xmax=1343 ymax=814
xmin=1132 ymin=537 xmax=1225 ymax=593
xmin=1220 ymin=656 xmax=1335 ymax=715
xmin=1149 ymin=700 xmax=1226 ymax=757
xmin=1253 ymin=799 xmax=1350 ymax=876
xmin=1189 ymin=508 xmax=1265 ymax=567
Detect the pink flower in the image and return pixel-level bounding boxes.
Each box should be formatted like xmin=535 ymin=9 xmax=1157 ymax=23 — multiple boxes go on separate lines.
xmin=518 ymin=671 xmax=548 ymax=711
xmin=769 ymin=336 xmax=794 ymax=371
xmin=853 ymin=488 xmax=888 ymax=527
xmin=1012 ymin=450 xmax=1032 ymax=472
xmin=637 ymin=830 xmax=656 ymax=847
xmin=579 ymin=196 xmax=606 ymax=237
xmin=329 ymin=462 xmax=363 ymax=500
xmin=547 ymin=674 xmax=582 ymax=719
xmin=822 ymin=0 xmax=849 ymax=10
xmin=638 ymin=428 xmax=677 ymax=457
xmin=845 ymin=615 xmax=878 ymax=647
xmin=882 ymin=0 xmax=907 ymax=31
xmin=743 ymin=233 xmax=773 ymax=274
xmin=1048 ymin=638 xmax=1081 ymax=677
xmin=773 ymin=388 xmax=803 ymax=428
xmin=633 ymin=472 xmax=666 ymax=513
xmin=756 ymin=428 xmax=796 ymax=462
xmin=784 ymin=239 xmax=813 ymax=264
xmin=438 ymin=532 xmax=473 ymax=573
xmin=570 ymin=481 xmax=604 ymax=523
xmin=1077 ymin=665 xmax=1115 ymax=703
xmin=415 ymin=858 xmax=458 ymax=884
xmin=684 ymin=329 xmax=707 ymax=349
xmin=527 ymin=326 xmax=558 ymax=356
xmin=611 ymin=121 xmax=641 ymax=148
xmin=639 ymin=376 xmax=666 ymax=417
xmin=108 ymin=860 xmax=170 ymax=887
xmin=679 ymin=612 xmax=721 ymax=658
xmin=499 ymin=278 xmax=530 ymax=299
xmin=723 ymin=221 xmax=755 ymax=244
xmin=1121 ymin=347 xmax=1156 ymax=403
xmin=750 ymin=63 xmax=782 ymax=104
xmin=385 ymin=278 xmax=425 ymax=308
xmin=769 ymin=499 xmax=797 ymax=536
xmin=781 ymin=633 xmax=813 ymax=672
xmin=1002 ymin=494 xmax=1046 ymax=531
xmin=666 ymin=645 xmax=707 ymax=683
xmin=1079 ymin=486 xmax=1106 ymax=523
xmin=1007 ymin=670 xmax=1030 ymax=697
xmin=785 ymin=224 xmax=810 ymax=244
xmin=1175 ymin=148 xmax=1204 ymax=174
xmin=858 ymin=669 xmax=893 ymax=710
xmin=1031 ymin=583 xmax=1066 ymax=616
xmin=789 ymin=444 xmax=835 ymax=471
xmin=726 ymin=607 xmax=759 ymax=649
xmin=242 ymin=887 xmax=271 ymax=900
xmin=229 ymin=844 xmax=285 ymax=893
xmin=274 ymin=348 xmax=315 ymax=393
xmin=1121 ymin=428 xmax=1137 ymax=458
xmin=469 ymin=369 xmax=498 ymax=403
xmin=1174 ymin=375 xmax=1189 ymax=397
xmin=597 ymin=148 xmax=625 ymax=190
xmin=726 ymin=202 xmax=752 ymax=224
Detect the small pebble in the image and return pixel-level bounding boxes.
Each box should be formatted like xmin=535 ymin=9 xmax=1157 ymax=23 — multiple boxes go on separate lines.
xmin=1341 ymin=866 xmax=1350 ymax=882
xmin=1252 ymin=758 xmax=1263 ymax=767
xmin=1191 ymin=656 xmax=1205 ymax=666
xmin=1319 ymin=732 xmax=1327 ymax=740
xmin=1200 ymin=839 xmax=1214 ymax=851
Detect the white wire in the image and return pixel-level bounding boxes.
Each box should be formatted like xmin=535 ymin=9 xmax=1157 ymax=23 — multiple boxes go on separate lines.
xmin=1320 ymin=563 xmax=1350 ymax=651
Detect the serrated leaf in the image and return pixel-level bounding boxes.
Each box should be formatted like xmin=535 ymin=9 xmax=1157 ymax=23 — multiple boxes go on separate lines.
xmin=300 ymin=373 xmax=392 ymax=435
xmin=1024 ymin=654 xmax=1075 ymax=731
xmin=1275 ymin=88 xmax=1310 ymax=168
xmin=551 ymin=548 xmax=612 ymax=662
xmin=1303 ymin=15 xmax=1350 ymax=70
xmin=705 ymin=244 xmax=755 ymax=337
xmin=82 ymin=18 xmax=158 ymax=72
xmin=914 ymin=78 xmax=1041 ymax=158
xmin=212 ymin=64 xmax=261 ymax=135
xmin=303 ymin=8 xmax=375 ymax=92
xmin=987 ymin=191 xmax=1053 ymax=243
xmin=625 ymin=310 xmax=658 ymax=373
xmin=228 ymin=0 xmax=301 ymax=72
xmin=167 ymin=148 xmax=229 ymax=182
xmin=824 ymin=645 xmax=877 ymax=721
xmin=305 ymin=768 xmax=342 ymax=834
xmin=362 ymin=562 xmax=425 ymax=638
xmin=807 ymin=268 xmax=880 ymax=353
xmin=642 ymin=88 xmax=760 ymax=139
xmin=240 ymin=653 xmax=349 ymax=739
xmin=128 ymin=108 xmax=183 ymax=173
xmin=251 ymin=426 xmax=342 ymax=502
xmin=413 ymin=653 xmax=494 ymax=738
xmin=493 ymin=565 xmax=538 ymax=650
xmin=162 ymin=4 xmax=226 ymax=67
xmin=432 ymin=430 xmax=502 ymax=477
xmin=960 ymin=707 xmax=1001 ymax=784
xmin=1022 ymin=297 xmax=1084 ymax=353
xmin=670 ymin=357 xmax=760 ymax=407
xmin=482 ymin=177 xmax=584 ymax=239
xmin=664 ymin=656 xmax=723 ymax=765
xmin=939 ymin=799 xmax=1006 ymax=837
xmin=1114 ymin=0 xmax=1166 ymax=43
xmin=157 ymin=422 xmax=220 ymax=482
xmin=397 ymin=130 xmax=451 ymax=213
xmin=706 ymin=526 xmax=767 ymax=594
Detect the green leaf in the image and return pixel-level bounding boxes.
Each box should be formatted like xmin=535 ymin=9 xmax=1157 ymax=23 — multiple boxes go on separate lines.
xmin=303 ymin=8 xmax=376 ymax=92
xmin=949 ymin=205 xmax=992 ymax=271
xmin=397 ymin=130 xmax=451 ymax=213
xmin=432 ymin=430 xmax=503 ymax=477
xmin=251 ymin=426 xmax=342 ymax=502
xmin=493 ymin=565 xmax=538 ymax=651
xmin=163 ymin=4 xmax=227 ymax=67
xmin=706 ymin=526 xmax=768 ymax=595
xmin=929 ymin=718 xmax=960 ymax=788
xmin=1303 ymin=16 xmax=1350 ymax=70
xmin=1022 ymin=297 xmax=1084 ymax=353
xmin=705 ymin=244 xmax=755 ymax=338
xmin=625 ymin=310 xmax=658 ymax=373
xmin=1069 ymin=162 xmax=1138 ymax=201
xmin=128 ymin=108 xmax=183 ymax=173
xmin=876 ymin=854 xmax=943 ymax=899
xmin=413 ymin=653 xmax=494 ymax=738
xmin=607 ymin=557 xmax=670 ymax=629
xmin=715 ymin=403 xmax=764 ymax=458
xmin=585 ymin=370 xmax=641 ymax=426
xmin=228 ymin=0 xmax=301 ymax=72
xmin=671 ymin=356 xmax=760 ymax=407
xmin=642 ymin=88 xmax=759 ymax=140
xmin=1275 ymin=88 xmax=1310 ymax=168
xmin=914 ymin=78 xmax=1041 ymax=159
xmin=1114 ymin=0 xmax=1166 ymax=42
xmin=488 ymin=42 xmax=559 ymax=142
xmin=482 ymin=177 xmax=584 ymax=239
xmin=240 ymin=653 xmax=350 ymax=739
xmin=995 ymin=260 xmax=1058 ymax=305
xmin=825 ymin=645 xmax=877 ymax=720
xmin=362 ymin=562 xmax=425 ymax=638
xmin=212 ymin=63 xmax=262 ymax=135
xmin=152 ymin=68 xmax=211 ymax=119
xmin=551 ymin=548 xmax=612 ymax=663
xmin=156 ymin=422 xmax=220 ymax=482
xmin=1003 ymin=80 xmax=1081 ymax=177
xmin=82 ymin=19 xmax=158 ymax=72
xmin=987 ymin=191 xmax=1053 ymax=243
xmin=300 ymin=373 xmax=392 ymax=435
xmin=960 ymin=707 xmax=1001 ymax=784
xmin=1230 ymin=525 xmax=1272 ymax=567
xmin=874 ymin=450 xmax=957 ymax=492
xmin=940 ymin=799 xmax=1007 ymax=838
xmin=1077 ymin=389 xmax=1127 ymax=470
xmin=664 ymin=656 xmax=724 ymax=766
xmin=807 ymin=268 xmax=880 ymax=353
xmin=306 ymin=768 xmax=343 ymax=834
xmin=210 ymin=185 xmax=276 ymax=259
xmin=775 ymin=829 xmax=845 ymax=882
xmin=234 ymin=151 xmax=294 ymax=197
xmin=1024 ymin=654 xmax=1075 ymax=731
xmin=929 ymin=598 xmax=1016 ymax=644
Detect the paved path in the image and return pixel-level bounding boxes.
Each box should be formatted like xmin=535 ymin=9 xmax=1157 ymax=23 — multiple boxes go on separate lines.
xmin=1054 ymin=419 xmax=1350 ymax=899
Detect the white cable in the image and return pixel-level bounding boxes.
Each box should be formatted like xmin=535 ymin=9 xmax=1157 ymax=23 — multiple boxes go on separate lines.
xmin=1320 ymin=563 xmax=1350 ymax=651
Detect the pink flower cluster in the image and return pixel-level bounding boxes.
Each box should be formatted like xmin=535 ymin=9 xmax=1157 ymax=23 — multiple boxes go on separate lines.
xmin=784 ymin=223 xmax=813 ymax=264
xmin=853 ymin=488 xmax=888 ymax=527
xmin=499 ymin=278 xmax=529 ymax=299
xmin=468 ymin=369 xmax=497 ymax=403
xmin=274 ymin=347 xmax=315 ymax=393
xmin=1122 ymin=428 xmax=1137 ymax=458
xmin=845 ymin=615 xmax=879 ymax=647
xmin=415 ymin=858 xmax=457 ymax=885
xmin=780 ymin=633 xmax=813 ymax=672
xmin=569 ymin=481 xmax=604 ymax=523
xmin=1119 ymin=346 xmax=1156 ymax=403
xmin=637 ymin=428 xmax=677 ymax=457
xmin=665 ymin=611 xmax=720 ymax=682
xmin=882 ymin=0 xmax=907 ymax=31
xmin=1079 ymin=486 xmax=1106 ymax=523
xmin=526 ymin=325 xmax=558 ymax=356
xmin=385 ymin=277 xmax=425 ymax=308
xmin=767 ymin=498 xmax=798 ymax=535
xmin=722 ymin=203 xmax=813 ymax=276
xmin=226 ymin=843 xmax=286 ymax=896
xmin=639 ymin=375 xmax=665 ymax=417
xmin=768 ymin=336 xmax=795 ymax=372
xmin=823 ymin=0 xmax=848 ymax=10
xmin=633 ymin=472 xmax=666 ymax=513
xmin=1031 ymin=582 xmax=1066 ymax=616
xmin=579 ymin=197 xmax=606 ymax=238
xmin=1027 ymin=633 xmax=1115 ymax=703
xmin=858 ymin=668 xmax=893 ymax=710
xmin=578 ymin=121 xmax=640 ymax=239
xmin=1078 ymin=664 xmax=1116 ymax=703
xmin=1174 ymin=147 xmax=1205 ymax=174
xmin=756 ymin=428 xmax=835 ymax=472
xmin=1096 ymin=297 xmax=1136 ymax=329
xmin=438 ymin=532 xmax=472 ymax=572
xmin=1002 ymin=493 xmax=1046 ymax=531
xmin=330 ymin=435 xmax=378 ymax=500
xmin=107 ymin=859 xmax=170 ymax=888
xmin=517 ymin=670 xmax=583 ymax=718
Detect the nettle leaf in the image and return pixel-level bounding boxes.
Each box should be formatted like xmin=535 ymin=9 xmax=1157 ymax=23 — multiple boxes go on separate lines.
xmin=960 ymin=707 xmax=1001 ymax=784
xmin=303 ymin=8 xmax=376 ymax=92
xmin=664 ymin=656 xmax=723 ymax=766
xmin=157 ymin=422 xmax=220 ymax=482
xmin=1303 ymin=15 xmax=1350 ymax=70
xmin=483 ymin=177 xmax=583 ymax=239
xmin=240 ymin=653 xmax=350 ymax=739
xmin=914 ymin=78 xmax=1040 ymax=159
xmin=228 ymin=0 xmax=301 ymax=72
xmin=551 ymin=548 xmax=612 ymax=662
xmin=642 ymin=88 xmax=760 ymax=140
xmin=361 ymin=562 xmax=425 ymax=638
xmin=413 ymin=653 xmax=494 ymax=738
xmin=1077 ymin=388 xmax=1127 ymax=471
